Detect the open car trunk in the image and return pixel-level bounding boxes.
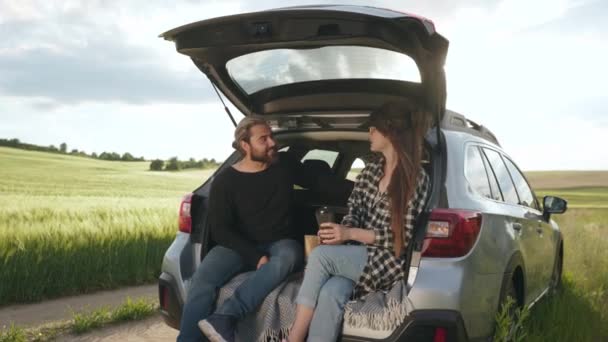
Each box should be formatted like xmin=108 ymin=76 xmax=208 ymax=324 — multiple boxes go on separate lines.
xmin=161 ymin=5 xmax=448 ymax=124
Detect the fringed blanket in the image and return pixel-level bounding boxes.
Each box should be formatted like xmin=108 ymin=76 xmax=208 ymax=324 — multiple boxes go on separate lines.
xmin=212 ymin=271 xmax=412 ymax=342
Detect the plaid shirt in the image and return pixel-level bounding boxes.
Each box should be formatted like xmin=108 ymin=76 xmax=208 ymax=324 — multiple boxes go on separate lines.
xmin=342 ymin=156 xmax=430 ymax=299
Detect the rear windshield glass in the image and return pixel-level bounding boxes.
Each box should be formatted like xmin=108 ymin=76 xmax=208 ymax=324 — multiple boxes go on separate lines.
xmin=226 ymin=46 xmax=421 ymax=94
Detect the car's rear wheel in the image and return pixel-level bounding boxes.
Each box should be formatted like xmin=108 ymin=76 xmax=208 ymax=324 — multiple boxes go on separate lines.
xmin=501 ymin=277 xmax=519 ymax=317
xmin=495 ymin=271 xmax=523 ymax=341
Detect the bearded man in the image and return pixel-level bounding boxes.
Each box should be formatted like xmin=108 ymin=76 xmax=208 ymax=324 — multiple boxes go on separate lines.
xmin=178 ymin=117 xmax=308 ymax=342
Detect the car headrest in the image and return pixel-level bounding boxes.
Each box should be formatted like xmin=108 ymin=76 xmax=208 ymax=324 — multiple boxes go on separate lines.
xmin=302 ymin=159 xmax=332 ymax=176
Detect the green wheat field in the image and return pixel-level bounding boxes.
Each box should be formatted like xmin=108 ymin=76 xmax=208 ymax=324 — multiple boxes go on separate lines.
xmin=0 ymin=147 xmax=214 ymax=305
xmin=1 ymin=146 xmax=607 ymax=340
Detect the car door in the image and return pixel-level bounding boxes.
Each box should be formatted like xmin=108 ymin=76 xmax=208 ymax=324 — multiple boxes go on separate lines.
xmin=481 ymin=147 xmax=544 ymax=302
xmin=160 ymin=5 xmax=448 ymax=125
xmin=503 ymin=156 xmax=556 ymax=290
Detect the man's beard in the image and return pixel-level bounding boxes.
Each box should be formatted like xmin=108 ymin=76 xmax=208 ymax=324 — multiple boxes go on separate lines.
xmin=250 ymin=147 xmax=278 ymax=163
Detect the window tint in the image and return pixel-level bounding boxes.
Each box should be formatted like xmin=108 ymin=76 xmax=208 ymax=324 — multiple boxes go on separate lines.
xmin=482 ymin=149 xmax=520 ymax=205
xmin=301 ymin=149 xmax=339 ymax=168
xmin=465 ymin=147 xmax=493 ymax=199
xmin=480 ymin=150 xmax=503 ymax=201
xmin=504 ymin=157 xmax=538 ymax=209
xmin=347 ymin=158 xmax=365 ymax=181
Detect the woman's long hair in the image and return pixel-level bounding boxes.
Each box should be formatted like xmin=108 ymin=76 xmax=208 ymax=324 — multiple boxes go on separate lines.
xmin=368 ymin=101 xmax=431 ymax=257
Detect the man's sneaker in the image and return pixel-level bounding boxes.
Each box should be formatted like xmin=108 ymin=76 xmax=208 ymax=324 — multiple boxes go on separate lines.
xmin=198 ymin=313 xmax=236 ymax=342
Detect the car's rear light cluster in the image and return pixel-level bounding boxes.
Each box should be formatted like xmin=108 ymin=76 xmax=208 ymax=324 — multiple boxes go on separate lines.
xmin=433 ymin=327 xmax=447 ymax=342
xmin=178 ymin=193 xmax=193 ymax=234
xmin=422 ymin=209 xmax=482 ymax=258
xmin=160 ymin=285 xmax=170 ymax=311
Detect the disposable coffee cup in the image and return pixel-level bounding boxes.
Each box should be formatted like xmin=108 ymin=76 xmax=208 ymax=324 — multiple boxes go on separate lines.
xmin=304 ymin=235 xmax=321 ymax=259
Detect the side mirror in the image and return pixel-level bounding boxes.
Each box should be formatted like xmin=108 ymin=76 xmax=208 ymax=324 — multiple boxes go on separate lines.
xmin=543 ymin=196 xmax=567 ymax=221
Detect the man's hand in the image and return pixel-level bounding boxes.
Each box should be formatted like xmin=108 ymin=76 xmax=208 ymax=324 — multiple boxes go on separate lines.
xmin=257 ymin=255 xmax=269 ymax=270
xmin=318 ymin=223 xmax=351 ymax=245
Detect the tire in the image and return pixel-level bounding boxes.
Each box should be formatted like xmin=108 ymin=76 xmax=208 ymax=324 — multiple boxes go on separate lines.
xmin=501 ymin=278 xmax=519 ymax=316
xmin=495 ymin=277 xmax=521 ymax=342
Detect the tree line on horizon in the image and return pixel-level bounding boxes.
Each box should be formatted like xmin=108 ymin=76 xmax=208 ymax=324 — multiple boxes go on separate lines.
xmin=0 ymin=138 xmax=220 ymax=171
xmin=0 ymin=138 xmax=145 ymax=161
xmin=149 ymin=157 xmax=220 ymax=171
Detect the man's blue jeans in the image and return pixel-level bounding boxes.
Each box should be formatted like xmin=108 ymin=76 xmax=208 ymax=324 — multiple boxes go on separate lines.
xmin=177 ymin=239 xmax=303 ymax=342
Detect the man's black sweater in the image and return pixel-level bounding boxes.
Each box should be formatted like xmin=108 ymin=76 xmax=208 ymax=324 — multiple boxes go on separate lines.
xmin=207 ymin=156 xmax=311 ymax=268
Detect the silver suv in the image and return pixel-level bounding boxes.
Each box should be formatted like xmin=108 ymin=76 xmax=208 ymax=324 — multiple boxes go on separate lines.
xmin=158 ymin=6 xmax=567 ymax=341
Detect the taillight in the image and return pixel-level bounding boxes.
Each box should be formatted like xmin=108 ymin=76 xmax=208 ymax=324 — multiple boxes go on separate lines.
xmin=160 ymin=285 xmax=170 ymax=311
xmin=178 ymin=193 xmax=193 ymax=233
xmin=433 ymin=327 xmax=447 ymax=342
xmin=421 ymin=209 xmax=482 ymax=258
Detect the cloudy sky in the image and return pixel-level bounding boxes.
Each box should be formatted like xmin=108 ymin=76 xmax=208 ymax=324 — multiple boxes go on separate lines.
xmin=1 ymin=0 xmax=606 ymax=170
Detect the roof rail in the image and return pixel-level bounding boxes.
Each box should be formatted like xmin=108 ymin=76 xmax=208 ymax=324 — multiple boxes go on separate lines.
xmin=441 ymin=110 xmax=500 ymax=146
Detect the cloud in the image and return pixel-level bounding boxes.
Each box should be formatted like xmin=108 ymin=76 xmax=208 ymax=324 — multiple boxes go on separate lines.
xmin=0 ymin=1 xmax=241 ymax=106
xmin=0 ymin=0 xmax=506 ymax=107
xmin=0 ymin=99 xmax=240 ymax=161
xmin=1 ymin=0 xmax=606 ymax=170
xmin=0 ymin=38 xmax=213 ymax=105
xmin=0 ymin=0 xmax=501 ymax=107
xmin=444 ymin=0 xmax=607 ymax=115
xmin=529 ymin=0 xmax=607 ymax=34
xmin=29 ymin=99 xmax=61 ymax=111
xmin=561 ymin=96 xmax=608 ymax=126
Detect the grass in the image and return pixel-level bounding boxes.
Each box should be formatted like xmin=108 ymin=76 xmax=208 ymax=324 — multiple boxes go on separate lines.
xmin=535 ymin=187 xmax=608 ymax=208
xmin=0 ymin=324 xmax=26 ymax=342
xmin=0 ymin=147 xmax=214 ymax=305
xmin=522 ymin=208 xmax=608 ymax=341
xmin=71 ymin=297 xmax=157 ymax=334
xmin=0 ymin=297 xmax=157 ymax=341
xmin=531 ymin=189 xmax=606 ymax=338
xmin=71 ymin=306 xmax=109 ymax=334
xmin=527 ymin=170 xmax=608 ymax=208
xmin=490 ymin=208 xmax=608 ymax=342
xmin=525 ymin=170 xmax=608 ymax=190
xmin=494 ymin=297 xmax=530 ymax=342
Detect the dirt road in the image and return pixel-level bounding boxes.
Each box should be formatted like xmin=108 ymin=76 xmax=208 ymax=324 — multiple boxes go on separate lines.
xmin=56 ymin=315 xmax=178 ymax=342
xmin=0 ymin=284 xmax=182 ymax=341
xmin=0 ymin=284 xmax=157 ymax=327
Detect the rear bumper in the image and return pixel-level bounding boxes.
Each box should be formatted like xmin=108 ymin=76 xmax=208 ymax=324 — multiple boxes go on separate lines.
xmin=159 ymin=272 xmax=183 ymax=330
xmin=342 ymin=310 xmax=469 ymax=342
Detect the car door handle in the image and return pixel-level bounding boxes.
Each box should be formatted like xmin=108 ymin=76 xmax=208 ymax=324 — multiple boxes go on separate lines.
xmin=512 ymin=223 xmax=523 ymax=231
xmin=536 ymin=227 xmax=543 ymax=234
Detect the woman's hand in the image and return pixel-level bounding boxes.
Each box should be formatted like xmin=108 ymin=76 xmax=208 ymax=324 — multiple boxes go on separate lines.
xmin=318 ymin=223 xmax=351 ymax=245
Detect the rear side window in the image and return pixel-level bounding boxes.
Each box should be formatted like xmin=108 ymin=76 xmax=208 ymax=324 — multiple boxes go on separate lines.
xmin=465 ymin=146 xmax=493 ymax=199
xmin=347 ymin=158 xmax=365 ymax=181
xmin=482 ymin=148 xmax=520 ymax=205
xmin=480 ymin=150 xmax=503 ymax=201
xmin=503 ymin=157 xmax=538 ymax=209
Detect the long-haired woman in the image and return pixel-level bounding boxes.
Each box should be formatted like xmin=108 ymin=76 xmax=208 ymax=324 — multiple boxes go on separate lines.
xmin=285 ymin=101 xmax=432 ymax=342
